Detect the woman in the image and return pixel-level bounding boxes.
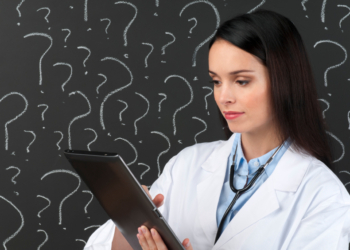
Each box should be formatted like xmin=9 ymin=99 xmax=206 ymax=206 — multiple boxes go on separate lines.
xmin=85 ymin=10 xmax=350 ymax=250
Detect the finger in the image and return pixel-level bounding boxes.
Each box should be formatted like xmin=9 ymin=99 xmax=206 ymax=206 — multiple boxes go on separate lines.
xmin=153 ymin=194 xmax=164 ymax=207
xmin=182 ymin=238 xmax=193 ymax=250
xmin=140 ymin=226 xmax=157 ymax=250
xmin=137 ymin=230 xmax=149 ymax=250
xmin=150 ymin=228 xmax=168 ymax=250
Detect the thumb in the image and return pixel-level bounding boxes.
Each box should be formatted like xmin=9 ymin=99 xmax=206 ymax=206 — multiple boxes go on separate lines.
xmin=182 ymin=238 xmax=193 ymax=250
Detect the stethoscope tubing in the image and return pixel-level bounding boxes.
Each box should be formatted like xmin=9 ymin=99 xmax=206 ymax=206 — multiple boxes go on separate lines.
xmin=214 ymin=143 xmax=284 ymax=244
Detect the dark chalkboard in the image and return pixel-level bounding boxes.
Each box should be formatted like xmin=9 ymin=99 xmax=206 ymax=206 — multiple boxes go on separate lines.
xmin=0 ymin=0 xmax=349 ymax=249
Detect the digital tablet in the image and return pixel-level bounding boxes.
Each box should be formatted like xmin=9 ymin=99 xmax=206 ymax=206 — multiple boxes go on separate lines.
xmin=64 ymin=149 xmax=185 ymax=250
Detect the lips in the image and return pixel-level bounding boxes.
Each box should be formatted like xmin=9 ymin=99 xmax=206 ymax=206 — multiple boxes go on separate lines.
xmin=223 ymin=111 xmax=244 ymax=120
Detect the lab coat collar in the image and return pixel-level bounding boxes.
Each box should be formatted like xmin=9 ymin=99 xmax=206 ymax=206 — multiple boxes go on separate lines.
xmin=198 ymin=133 xmax=311 ymax=248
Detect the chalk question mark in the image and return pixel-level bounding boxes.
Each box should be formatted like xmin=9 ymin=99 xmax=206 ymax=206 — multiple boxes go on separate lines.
xmin=53 ymin=63 xmax=73 ymax=91
xmin=180 ymin=0 xmax=220 ymax=67
xmin=337 ymin=5 xmax=350 ymax=31
xmin=164 ymin=75 xmax=193 ymax=135
xmin=61 ymin=29 xmax=71 ymax=48
xmin=141 ymin=43 xmax=154 ymax=68
xmin=100 ymin=18 xmax=111 ymax=39
xmin=84 ymin=128 xmax=97 ymax=151
xmin=1 ymin=196 xmax=24 ymax=250
xmin=313 ymin=40 xmax=347 ymax=87
xmin=6 ymin=166 xmax=21 ymax=184
xmin=16 ymin=0 xmax=25 ymax=26
xmin=37 ymin=230 xmax=48 ymax=250
xmin=137 ymin=163 xmax=151 ymax=179
xmin=23 ymin=33 xmax=53 ymax=86
xmin=134 ymin=92 xmax=150 ymax=135
xmin=114 ymin=1 xmax=138 ymax=46
xmin=96 ymin=74 xmax=107 ymax=94
xmin=37 ymin=104 xmax=48 ymax=121
xmin=192 ymin=117 xmax=207 ymax=143
xmin=37 ymin=7 xmax=50 ymax=23
xmin=100 ymin=57 xmax=133 ymax=130
xmin=37 ymin=195 xmax=51 ymax=218
xmin=158 ymin=93 xmax=167 ymax=112
xmin=24 ymin=130 xmax=36 ymax=153
xmin=151 ymin=131 xmax=170 ymax=177
xmin=68 ymin=91 xmax=91 ymax=150
xmin=41 ymin=170 xmax=81 ymax=225
xmin=202 ymin=86 xmax=213 ymax=115
xmin=84 ymin=0 xmax=88 ymax=21
xmin=82 ymin=190 xmax=93 ymax=213
xmin=317 ymin=99 xmax=330 ymax=119
xmin=188 ymin=18 xmax=197 ymax=36
xmin=326 ymin=131 xmax=345 ymax=163
xmin=0 ymin=92 xmax=28 ymax=150
xmin=77 ymin=46 xmax=91 ymax=75
xmin=161 ymin=32 xmax=175 ymax=55
xmin=54 ymin=131 xmax=63 ymax=150
xmin=117 ymin=100 xmax=128 ymax=122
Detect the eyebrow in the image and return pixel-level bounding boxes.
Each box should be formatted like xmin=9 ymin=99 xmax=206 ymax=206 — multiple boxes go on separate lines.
xmin=208 ymin=70 xmax=255 ymax=75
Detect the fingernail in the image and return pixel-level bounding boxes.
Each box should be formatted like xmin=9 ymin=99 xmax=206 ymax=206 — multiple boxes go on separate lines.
xmin=138 ymin=228 xmax=142 ymax=235
xmin=151 ymin=229 xmax=156 ymax=236
xmin=142 ymin=226 xmax=147 ymax=233
xmin=186 ymin=241 xmax=191 ymax=247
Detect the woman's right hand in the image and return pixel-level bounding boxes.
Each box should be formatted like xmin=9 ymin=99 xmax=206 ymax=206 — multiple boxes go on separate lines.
xmin=141 ymin=185 xmax=164 ymax=208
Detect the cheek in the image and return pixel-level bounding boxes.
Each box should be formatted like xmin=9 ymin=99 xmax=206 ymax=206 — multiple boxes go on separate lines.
xmin=244 ymin=88 xmax=271 ymax=115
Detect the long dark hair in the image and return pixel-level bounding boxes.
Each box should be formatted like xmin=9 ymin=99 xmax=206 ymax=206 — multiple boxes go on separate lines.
xmin=209 ymin=10 xmax=333 ymax=171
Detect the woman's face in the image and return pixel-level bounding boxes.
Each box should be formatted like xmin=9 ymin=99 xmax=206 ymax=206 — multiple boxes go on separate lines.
xmin=208 ymin=39 xmax=276 ymax=137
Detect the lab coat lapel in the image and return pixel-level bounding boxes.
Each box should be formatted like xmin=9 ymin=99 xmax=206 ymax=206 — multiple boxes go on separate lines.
xmin=196 ymin=133 xmax=237 ymax=244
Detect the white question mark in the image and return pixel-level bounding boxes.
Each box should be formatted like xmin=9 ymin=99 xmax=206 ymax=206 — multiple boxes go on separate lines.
xmin=23 ymin=33 xmax=53 ymax=86
xmin=150 ymin=131 xmax=170 ymax=177
xmin=114 ymin=137 xmax=138 ymax=166
xmin=180 ymin=0 xmax=220 ymax=67
xmin=100 ymin=18 xmax=111 ymax=39
xmin=326 ymin=131 xmax=345 ymax=163
xmin=313 ymin=40 xmax=347 ymax=87
xmin=77 ymin=46 xmax=91 ymax=75
xmin=37 ymin=230 xmax=48 ymax=250
xmin=53 ymin=63 xmax=73 ymax=91
xmin=54 ymin=131 xmax=63 ymax=150
xmin=337 ymin=5 xmax=350 ymax=31
xmin=41 ymin=170 xmax=81 ymax=225
xmin=141 ymin=43 xmax=154 ymax=68
xmin=192 ymin=117 xmax=207 ymax=144
xmin=114 ymin=1 xmax=138 ymax=46
xmin=317 ymin=99 xmax=330 ymax=119
xmin=16 ymin=0 xmax=25 ymax=25
xmin=1 ymin=196 xmax=24 ymax=250
xmin=36 ymin=7 xmax=50 ymax=23
xmin=37 ymin=195 xmax=51 ymax=218
xmin=117 ymin=100 xmax=128 ymax=121
xmin=84 ymin=128 xmax=97 ymax=151
xmin=164 ymin=75 xmax=193 ymax=135
xmin=0 ymin=92 xmax=28 ymax=150
xmin=68 ymin=91 xmax=91 ymax=150
xmin=158 ymin=93 xmax=167 ymax=112
xmin=82 ymin=190 xmax=93 ymax=213
xmin=301 ymin=0 xmax=308 ymax=11
xmin=6 ymin=166 xmax=21 ymax=184
xmin=100 ymin=57 xmax=133 ymax=130
xmin=134 ymin=92 xmax=150 ymax=135
xmin=247 ymin=0 xmax=266 ymax=13
xmin=188 ymin=18 xmax=197 ymax=34
xmin=96 ymin=73 xmax=107 ymax=94
xmin=84 ymin=225 xmax=101 ymax=231
xmin=202 ymin=86 xmax=213 ymax=115
xmin=161 ymin=32 xmax=175 ymax=55
xmin=137 ymin=163 xmax=150 ymax=179
xmin=37 ymin=104 xmax=49 ymax=121
xmin=61 ymin=29 xmax=71 ymax=48
xmin=24 ymin=130 xmax=36 ymax=153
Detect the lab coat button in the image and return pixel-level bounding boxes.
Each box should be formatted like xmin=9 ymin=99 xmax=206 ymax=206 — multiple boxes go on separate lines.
xmin=254 ymin=161 xmax=259 ymax=167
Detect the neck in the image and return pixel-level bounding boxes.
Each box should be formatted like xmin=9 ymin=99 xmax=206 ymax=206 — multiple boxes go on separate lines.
xmin=240 ymin=128 xmax=282 ymax=162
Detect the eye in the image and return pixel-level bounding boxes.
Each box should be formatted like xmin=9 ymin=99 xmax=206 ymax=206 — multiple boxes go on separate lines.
xmin=237 ymin=80 xmax=249 ymax=86
xmin=209 ymin=80 xmax=221 ymax=85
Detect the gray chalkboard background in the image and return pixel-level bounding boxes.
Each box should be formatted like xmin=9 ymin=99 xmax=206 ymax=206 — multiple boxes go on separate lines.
xmin=0 ymin=0 xmax=349 ymax=249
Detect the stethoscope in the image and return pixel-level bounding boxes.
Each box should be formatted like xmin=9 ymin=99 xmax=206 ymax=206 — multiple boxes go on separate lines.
xmin=214 ymin=142 xmax=284 ymax=244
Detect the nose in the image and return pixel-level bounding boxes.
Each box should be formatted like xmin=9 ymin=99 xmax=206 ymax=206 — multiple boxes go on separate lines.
xmin=216 ymin=82 xmax=235 ymax=106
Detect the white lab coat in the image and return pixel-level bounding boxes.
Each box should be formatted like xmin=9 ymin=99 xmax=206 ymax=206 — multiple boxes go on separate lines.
xmin=84 ymin=133 xmax=350 ymax=250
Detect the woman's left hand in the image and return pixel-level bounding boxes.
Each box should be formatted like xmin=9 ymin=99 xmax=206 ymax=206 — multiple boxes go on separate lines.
xmin=137 ymin=226 xmax=193 ymax=250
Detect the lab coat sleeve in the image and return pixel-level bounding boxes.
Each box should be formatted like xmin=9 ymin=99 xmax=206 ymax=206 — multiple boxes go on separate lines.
xmin=287 ymin=192 xmax=350 ymax=250
xmin=83 ymin=154 xmax=178 ymax=250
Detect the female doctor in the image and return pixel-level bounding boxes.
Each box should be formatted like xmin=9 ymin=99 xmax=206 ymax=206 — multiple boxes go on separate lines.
xmin=85 ymin=10 xmax=350 ymax=250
